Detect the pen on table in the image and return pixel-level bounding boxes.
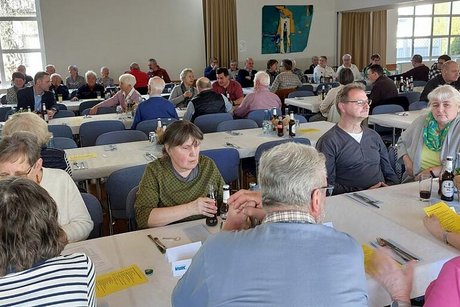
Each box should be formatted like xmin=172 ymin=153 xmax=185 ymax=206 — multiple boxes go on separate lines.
xmin=148 ymin=234 xmax=166 ymax=254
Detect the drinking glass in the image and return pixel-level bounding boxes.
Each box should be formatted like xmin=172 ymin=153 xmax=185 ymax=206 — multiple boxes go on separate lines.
xmin=419 ymin=174 xmax=432 ymax=202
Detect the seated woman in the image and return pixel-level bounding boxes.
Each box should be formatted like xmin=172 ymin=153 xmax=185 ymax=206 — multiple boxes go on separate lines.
xmin=135 ymin=120 xmax=224 ymax=228
xmin=5 ymin=72 xmax=26 ymax=105
xmin=49 ymin=73 xmax=70 ymax=101
xmin=265 ymin=59 xmax=279 ymax=86
xmin=3 ymin=112 xmax=72 ymax=176
xmin=0 ymin=177 xmax=95 ymax=306
xmin=90 ymin=73 xmax=141 ymax=115
xmin=169 ymin=68 xmax=197 ymax=108
xmin=398 ymin=84 xmax=460 ymax=181
xmin=0 ymin=132 xmax=93 ymax=242
xmin=65 ymin=64 xmax=86 ymax=90
xmin=71 ymin=70 xmax=105 ymax=101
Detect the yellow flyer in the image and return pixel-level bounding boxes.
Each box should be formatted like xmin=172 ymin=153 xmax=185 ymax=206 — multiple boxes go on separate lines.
xmin=67 ymin=153 xmax=97 ymax=161
xmin=362 ymin=244 xmax=376 ymax=275
xmin=424 ymin=201 xmax=460 ymax=233
xmin=96 ymin=264 xmax=148 ymax=298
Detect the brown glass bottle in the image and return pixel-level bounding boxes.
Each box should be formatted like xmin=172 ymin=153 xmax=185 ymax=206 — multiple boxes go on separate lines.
xmin=277 ymin=116 xmax=284 ymax=137
xmin=205 ymin=184 xmax=218 ymax=226
xmin=288 ymin=112 xmax=296 ymax=137
xmin=441 ymin=156 xmax=455 ymax=201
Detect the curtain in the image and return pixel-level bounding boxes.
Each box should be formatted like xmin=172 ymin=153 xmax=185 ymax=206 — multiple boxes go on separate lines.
xmin=372 ymin=11 xmax=387 ymax=65
xmin=202 ymin=0 xmax=238 ymax=70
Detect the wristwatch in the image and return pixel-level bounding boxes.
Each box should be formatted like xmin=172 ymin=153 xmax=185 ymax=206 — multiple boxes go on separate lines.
xmin=391 ymin=300 xmax=411 ymax=307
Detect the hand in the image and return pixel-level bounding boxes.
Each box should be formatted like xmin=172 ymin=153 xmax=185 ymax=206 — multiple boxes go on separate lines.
xmin=183 ymin=91 xmax=192 ymax=98
xmin=368 ymin=182 xmax=387 ymax=189
xmin=47 ymin=110 xmax=56 ymax=120
xmin=89 ymin=107 xmax=98 ymax=115
xmin=403 ymin=155 xmax=414 ymax=177
xmin=423 ymin=215 xmax=444 ymax=241
xmin=188 ymin=197 xmax=217 ymax=217
xmin=228 ymin=189 xmax=262 ymax=211
xmin=371 ymin=247 xmax=415 ymax=302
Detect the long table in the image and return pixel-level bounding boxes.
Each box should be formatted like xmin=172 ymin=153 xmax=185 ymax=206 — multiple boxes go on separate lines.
xmin=64 ymin=182 xmax=459 ymax=307
xmin=285 ymin=96 xmax=322 ymax=113
xmin=66 ymin=121 xmax=335 ymax=181
xmin=368 ymin=110 xmax=426 ymax=130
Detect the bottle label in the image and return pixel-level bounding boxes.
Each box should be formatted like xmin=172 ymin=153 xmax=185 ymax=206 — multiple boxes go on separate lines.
xmin=442 ymin=180 xmax=454 ymax=197
xmin=292 ymin=124 xmax=296 ymax=134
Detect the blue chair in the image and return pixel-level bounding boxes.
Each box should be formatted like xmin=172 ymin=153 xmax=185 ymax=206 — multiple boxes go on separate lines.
xmin=78 ymin=100 xmax=103 ymax=114
xmin=95 ymin=130 xmax=147 ymax=146
xmin=408 ymin=100 xmax=428 ymax=111
xmin=372 ymin=104 xmax=405 ymax=145
xmin=399 ymin=91 xmax=421 ymax=104
xmin=79 ymin=120 xmax=125 ymax=147
xmin=97 ymin=107 xmax=117 ymax=114
xmin=106 ymin=164 xmax=147 ymax=234
xmin=81 ymin=108 xmax=91 ymax=116
xmin=53 ymin=110 xmax=75 ymax=118
xmin=126 ymin=185 xmax=139 ymax=231
xmin=0 ymin=106 xmax=12 ymax=121
xmin=81 ymin=193 xmax=103 ymax=239
xmin=413 ymin=80 xmax=427 ymax=87
xmin=247 ymin=109 xmax=282 ymax=127
xmin=48 ymin=124 xmax=74 ymax=139
xmin=372 ymin=96 xmax=409 ymax=112
xmin=136 ymin=118 xmax=178 ymax=136
xmin=201 ymin=148 xmax=240 ymax=185
xmin=56 ymin=104 xmax=68 ymax=110
xmin=194 ymin=113 xmax=233 ymax=133
xmin=296 ymin=84 xmax=314 ymax=92
xmin=53 ymin=137 xmax=77 ymax=150
xmin=295 ymin=114 xmax=307 ymax=123
xmin=163 ymin=83 xmax=176 ymax=93
xmin=216 ymin=119 xmax=258 ymax=132
xmin=287 ymin=90 xmax=315 ymax=98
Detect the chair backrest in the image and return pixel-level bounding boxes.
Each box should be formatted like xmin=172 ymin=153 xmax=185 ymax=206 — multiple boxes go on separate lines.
xmin=126 ymin=185 xmax=139 ymax=231
xmin=296 ymin=84 xmax=314 ymax=92
xmin=294 ymin=114 xmax=307 ymax=123
xmin=408 ymin=100 xmax=428 ymax=111
xmin=97 ymin=106 xmax=117 ymax=114
xmin=287 ymin=90 xmax=315 ymax=98
xmin=274 ymin=88 xmax=296 ymax=104
xmin=81 ymin=193 xmax=103 ymax=239
xmin=48 ymin=124 xmax=74 ymax=139
xmin=79 ymin=120 xmax=125 ymax=147
xmin=78 ymin=100 xmax=103 ymax=113
xmin=372 ymin=104 xmax=405 ymax=135
xmin=107 ymin=164 xmax=147 ymax=221
xmin=95 ymin=130 xmax=147 ymax=146
xmin=372 ymin=96 xmax=409 ymax=112
xmin=81 ymin=108 xmax=91 ymax=116
xmin=53 ymin=137 xmax=78 ymax=150
xmin=201 ymin=148 xmax=240 ymax=184
xmin=0 ymin=95 xmax=6 ymax=105
xmin=53 ymin=109 xmax=75 ymax=118
xmin=163 ymin=83 xmax=175 ymax=93
xmin=194 ymin=113 xmax=233 ymax=133
xmin=399 ymin=91 xmax=421 ymax=104
xmin=254 ymin=138 xmax=311 ymax=173
xmin=216 ymin=119 xmax=258 ymax=132
xmin=136 ymin=118 xmax=178 ymax=136
xmin=56 ymin=104 xmax=68 ymax=110
xmin=0 ymin=106 xmax=12 ymax=121
xmin=247 ymin=109 xmax=282 ymax=127
xmin=413 ymin=80 xmax=427 ymax=87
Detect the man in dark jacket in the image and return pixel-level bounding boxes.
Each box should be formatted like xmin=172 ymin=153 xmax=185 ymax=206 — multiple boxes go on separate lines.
xmin=17 ymin=71 xmax=58 ymax=118
xmin=367 ymin=64 xmax=398 ymax=111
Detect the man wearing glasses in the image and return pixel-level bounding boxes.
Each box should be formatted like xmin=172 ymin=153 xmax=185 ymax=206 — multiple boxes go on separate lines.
xmin=316 ymin=83 xmax=399 ymax=195
xmin=173 ymin=143 xmax=368 ymax=306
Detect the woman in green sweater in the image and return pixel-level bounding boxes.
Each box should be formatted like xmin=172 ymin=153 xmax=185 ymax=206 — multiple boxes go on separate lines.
xmin=135 ymin=121 xmax=224 ymax=228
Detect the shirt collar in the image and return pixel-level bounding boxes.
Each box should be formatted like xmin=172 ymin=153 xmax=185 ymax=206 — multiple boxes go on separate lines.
xmin=123 ymin=87 xmax=136 ymax=99
xmin=263 ymin=210 xmax=316 ymax=224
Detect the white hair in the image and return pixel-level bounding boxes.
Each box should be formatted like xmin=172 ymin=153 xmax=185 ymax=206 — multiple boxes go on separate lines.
xmin=118 ymin=73 xmax=136 ymax=87
xmin=428 ymin=84 xmax=460 ymax=108
xmin=254 ymin=71 xmax=270 ymax=87
xmin=179 ymin=68 xmax=193 ymax=81
xmin=148 ymin=76 xmax=166 ymax=94
xmin=342 ymin=54 xmax=352 ymax=60
xmin=85 ymin=70 xmax=97 ymax=80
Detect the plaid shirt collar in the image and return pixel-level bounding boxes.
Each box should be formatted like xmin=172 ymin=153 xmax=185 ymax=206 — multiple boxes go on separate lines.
xmin=263 ymin=210 xmax=316 ymax=224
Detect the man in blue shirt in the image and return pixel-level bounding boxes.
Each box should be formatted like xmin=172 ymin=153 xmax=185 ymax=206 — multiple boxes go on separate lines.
xmin=131 ymin=77 xmax=178 ymax=129
xmin=17 ymin=71 xmax=58 ymax=118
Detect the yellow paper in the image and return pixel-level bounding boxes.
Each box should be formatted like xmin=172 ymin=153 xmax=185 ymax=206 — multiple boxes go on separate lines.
xmin=298 ymin=128 xmax=320 ymax=133
xmin=362 ymin=244 xmax=376 ymax=275
xmin=424 ymin=201 xmax=460 ymax=233
xmin=70 ymin=118 xmax=84 ymax=124
xmin=96 ymin=264 xmax=148 ymax=298
xmin=68 ymin=153 xmax=97 ymax=161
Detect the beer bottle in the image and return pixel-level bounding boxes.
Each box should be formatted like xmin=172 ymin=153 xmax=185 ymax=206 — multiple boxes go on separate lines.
xmin=277 ymin=116 xmax=284 ymax=137
xmin=221 ymin=184 xmax=230 ymax=220
xmin=399 ymin=76 xmax=405 ymax=93
xmin=205 ymin=184 xmax=218 ymax=226
xmin=42 ymin=103 xmax=49 ymax=123
xmin=441 ymin=156 xmax=455 ymax=201
xmin=288 ymin=111 xmax=296 ymax=137
xmin=271 ymin=108 xmax=278 ymax=131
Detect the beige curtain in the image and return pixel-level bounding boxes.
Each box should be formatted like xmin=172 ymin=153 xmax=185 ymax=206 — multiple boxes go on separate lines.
xmin=202 ymin=0 xmax=238 ymax=70
xmin=340 ymin=10 xmax=387 ymax=71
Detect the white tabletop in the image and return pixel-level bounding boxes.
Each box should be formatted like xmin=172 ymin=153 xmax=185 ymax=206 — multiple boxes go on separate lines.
xmin=66 ymin=121 xmax=334 ymax=181
xmin=63 ymin=182 xmax=458 ymax=307
xmin=285 ymin=96 xmax=322 ymax=113
xmin=58 ymin=99 xmax=102 ymax=112
xmin=368 ymin=110 xmax=427 ymax=130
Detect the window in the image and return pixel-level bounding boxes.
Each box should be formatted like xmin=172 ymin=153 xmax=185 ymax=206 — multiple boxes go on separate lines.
xmin=0 ymin=0 xmax=45 ymax=83
xmin=396 ymin=1 xmax=460 ymax=63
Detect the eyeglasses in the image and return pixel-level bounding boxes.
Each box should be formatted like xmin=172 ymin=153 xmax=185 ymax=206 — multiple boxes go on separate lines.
xmin=311 ymin=185 xmax=334 ymax=197
xmin=0 ymin=163 xmax=34 ymax=179
xmin=344 ymin=99 xmax=372 ymax=106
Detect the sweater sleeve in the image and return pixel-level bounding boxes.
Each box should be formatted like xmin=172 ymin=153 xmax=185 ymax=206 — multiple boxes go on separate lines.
xmin=169 ymin=85 xmax=185 ymax=106
xmin=134 ymin=163 xmax=160 ymax=229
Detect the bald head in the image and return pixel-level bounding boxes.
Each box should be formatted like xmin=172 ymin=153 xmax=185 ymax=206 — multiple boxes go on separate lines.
xmin=441 ymin=60 xmax=460 ymax=83
xmin=196 ymin=77 xmax=212 ymax=92
xmin=148 ymin=76 xmax=166 ymax=95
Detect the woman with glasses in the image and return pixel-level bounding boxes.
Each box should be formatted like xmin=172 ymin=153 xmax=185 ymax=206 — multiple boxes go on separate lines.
xmin=0 ymin=177 xmax=95 ymax=306
xmin=0 ymin=132 xmax=93 ymax=242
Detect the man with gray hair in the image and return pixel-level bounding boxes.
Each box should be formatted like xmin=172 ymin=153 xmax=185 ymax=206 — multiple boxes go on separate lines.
xmin=131 ymin=77 xmax=178 ymax=129
xmin=234 ymin=71 xmax=281 ymax=118
xmin=236 ymin=57 xmax=257 ymax=87
xmin=316 ymin=83 xmax=398 ymax=195
xmin=336 ymin=54 xmax=363 ymax=81
xmin=70 ymin=70 xmax=104 ymax=101
xmin=172 ymin=143 xmax=368 ymax=306
xmin=183 ymin=77 xmax=232 ymax=122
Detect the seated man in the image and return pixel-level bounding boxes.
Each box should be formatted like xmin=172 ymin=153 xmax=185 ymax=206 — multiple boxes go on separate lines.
xmin=17 ymin=64 xmax=33 ymax=84
xmin=389 ymin=54 xmax=429 ymax=82
xmin=313 ymin=55 xmax=335 ymax=83
xmin=362 ymin=54 xmax=391 ymax=79
xmin=172 ymin=143 xmax=369 ymax=306
xmin=316 ymin=83 xmax=398 ymax=195
xmin=204 ymin=57 xmax=218 ymax=81
xmin=236 ymin=57 xmax=257 ymax=88
xmin=270 ymin=59 xmax=302 ymax=92
xmin=367 ymin=64 xmax=398 ymax=110
xmin=183 ymin=77 xmax=232 ymax=122
xmin=234 ymin=71 xmax=281 ymax=118
xmin=147 ymin=58 xmax=171 ymax=83
xmin=49 ymin=73 xmax=69 ymax=101
xmin=428 ymin=54 xmax=450 ymax=81
xmin=131 ymin=77 xmax=178 ymax=129
xmin=304 ymin=55 xmax=318 ymax=75
xmin=336 ymin=54 xmax=363 ymax=81
xmin=129 ymin=62 xmax=149 ymax=94
xmin=228 ymin=60 xmax=239 ymax=80
xmin=17 ymin=71 xmax=58 ymax=118
xmin=71 ymin=70 xmax=105 ymax=101
xmin=420 ymin=60 xmax=460 ymax=101
xmin=292 ymin=59 xmax=306 ymax=83
xmin=212 ymin=67 xmax=244 ymax=105
xmin=5 ymin=72 xmax=27 ymax=105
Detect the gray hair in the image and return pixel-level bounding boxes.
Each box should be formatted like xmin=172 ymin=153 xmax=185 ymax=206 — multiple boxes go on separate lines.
xmin=119 ymin=73 xmax=136 ymax=87
xmin=258 ymin=143 xmax=326 ymax=209
xmin=3 ymin=112 xmax=52 ymax=146
xmin=0 ymin=132 xmax=41 ymax=166
xmin=85 ymin=70 xmax=97 ymax=81
xmin=50 ymin=73 xmax=62 ymax=82
xmin=428 ymin=84 xmax=460 ymax=108
xmin=342 ymin=54 xmax=352 ymax=60
xmin=254 ymin=71 xmax=270 ymax=87
xmin=180 ymin=68 xmax=193 ymax=81
xmin=335 ymin=82 xmax=366 ymax=115
xmin=148 ymin=76 xmax=166 ymax=93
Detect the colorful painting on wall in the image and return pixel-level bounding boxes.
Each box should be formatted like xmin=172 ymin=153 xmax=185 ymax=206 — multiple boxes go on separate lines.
xmin=262 ymin=5 xmax=314 ymax=54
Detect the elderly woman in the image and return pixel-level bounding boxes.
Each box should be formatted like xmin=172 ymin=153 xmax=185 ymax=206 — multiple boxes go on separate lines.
xmin=71 ymin=70 xmax=105 ymax=101
xmin=97 ymin=66 xmax=114 ymax=88
xmin=169 ymin=68 xmax=197 ymax=108
xmin=0 ymin=177 xmax=96 ymax=306
xmin=0 ymin=132 xmax=93 ymax=242
xmin=398 ymin=84 xmax=460 ymax=181
xmin=49 ymin=73 xmax=70 ymax=101
xmin=5 ymin=72 xmax=26 ymax=105
xmin=3 ymin=112 xmax=71 ymax=175
xmin=90 ymin=73 xmax=142 ymax=115
xmin=135 ymin=120 xmax=224 ymax=228
xmin=65 ymin=65 xmax=86 ymax=89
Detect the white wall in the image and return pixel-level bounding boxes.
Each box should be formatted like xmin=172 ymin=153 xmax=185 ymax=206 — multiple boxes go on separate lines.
xmin=39 ymin=0 xmax=205 ymax=82
xmin=236 ymin=0 xmax=338 ymax=72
